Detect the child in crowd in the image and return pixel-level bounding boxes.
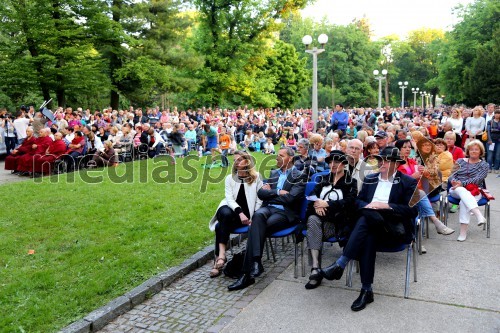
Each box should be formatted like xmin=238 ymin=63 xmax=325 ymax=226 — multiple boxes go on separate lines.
xmin=428 ymin=119 xmax=439 ymax=139
xmin=286 ymin=133 xmax=296 ymax=150
xmin=211 ymin=127 xmax=231 ymax=167
xmin=228 ymin=135 xmax=237 ymax=155
xmin=253 ymin=135 xmax=261 ymax=152
xmin=278 ymin=133 xmax=287 ymax=148
xmin=263 ymin=137 xmax=275 ymax=154
xmin=257 ymin=132 xmax=266 ymax=151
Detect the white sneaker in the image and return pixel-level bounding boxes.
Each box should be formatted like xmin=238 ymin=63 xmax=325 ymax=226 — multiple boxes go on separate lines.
xmin=457 ymin=233 xmax=467 ymax=242
xmin=477 ymin=217 xmax=486 ymax=227
xmin=421 ymin=245 xmax=427 ymax=254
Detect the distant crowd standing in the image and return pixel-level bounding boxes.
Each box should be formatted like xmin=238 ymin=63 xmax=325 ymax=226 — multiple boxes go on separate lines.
xmin=1 ymin=101 xmax=497 ymax=310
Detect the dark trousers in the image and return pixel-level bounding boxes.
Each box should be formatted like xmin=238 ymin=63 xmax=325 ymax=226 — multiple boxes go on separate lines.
xmin=214 ymin=205 xmax=246 ymax=256
xmin=5 ymin=137 xmax=17 ymax=155
xmin=343 ymin=214 xmax=412 ymax=285
xmin=242 ymin=206 xmax=293 ymax=273
xmin=148 ymin=143 xmax=165 ymax=158
xmin=64 ymin=151 xmax=82 ymax=170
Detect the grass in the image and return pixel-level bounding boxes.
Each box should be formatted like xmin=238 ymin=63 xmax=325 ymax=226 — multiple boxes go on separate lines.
xmin=0 ymin=151 xmax=277 ymax=332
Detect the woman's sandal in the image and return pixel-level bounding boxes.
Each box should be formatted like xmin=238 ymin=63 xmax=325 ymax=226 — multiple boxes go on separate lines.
xmin=305 ymin=267 xmax=323 ymax=290
xmin=209 ymin=257 xmax=227 ymax=278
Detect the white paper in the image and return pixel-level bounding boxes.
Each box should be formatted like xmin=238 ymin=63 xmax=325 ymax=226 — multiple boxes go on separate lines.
xmin=489 ymin=143 xmax=495 ymax=151
xmin=306 ymin=195 xmax=319 ymax=201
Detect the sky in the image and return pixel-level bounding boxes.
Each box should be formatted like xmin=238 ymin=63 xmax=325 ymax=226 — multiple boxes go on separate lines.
xmin=300 ymin=0 xmax=475 ymax=40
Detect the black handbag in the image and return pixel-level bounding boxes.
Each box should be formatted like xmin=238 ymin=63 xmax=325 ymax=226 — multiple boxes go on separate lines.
xmin=223 ymin=251 xmax=245 ymax=279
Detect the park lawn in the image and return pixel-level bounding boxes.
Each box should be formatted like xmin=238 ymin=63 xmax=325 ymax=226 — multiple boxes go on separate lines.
xmin=0 ymin=152 xmax=277 ymax=332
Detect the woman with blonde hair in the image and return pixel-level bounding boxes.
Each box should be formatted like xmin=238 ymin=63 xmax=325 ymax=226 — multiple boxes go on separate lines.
xmin=356 ymin=130 xmax=368 ymax=145
xmin=449 ymin=108 xmax=464 ymax=147
xmin=465 ymin=106 xmax=486 ymax=142
xmin=448 ymin=140 xmax=489 ymax=241
xmin=208 ymin=151 xmax=263 ymax=277
xmin=433 ymin=138 xmax=454 ymax=188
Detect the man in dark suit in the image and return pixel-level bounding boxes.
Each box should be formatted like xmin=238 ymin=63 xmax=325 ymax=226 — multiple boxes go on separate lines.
xmin=320 ymin=147 xmax=418 ymax=311
xmin=228 ymin=147 xmax=307 ymax=291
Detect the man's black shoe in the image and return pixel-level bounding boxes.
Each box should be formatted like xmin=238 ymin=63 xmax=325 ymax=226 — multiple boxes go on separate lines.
xmin=351 ymin=289 xmax=374 ymax=311
xmin=320 ymin=262 xmax=344 ymax=280
xmin=250 ymin=262 xmax=264 ymax=278
xmin=228 ymin=274 xmax=255 ymax=291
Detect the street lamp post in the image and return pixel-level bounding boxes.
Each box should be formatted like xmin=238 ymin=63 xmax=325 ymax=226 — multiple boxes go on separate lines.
xmin=398 ymin=81 xmax=408 ymax=109
xmin=411 ymin=87 xmax=419 ymax=109
xmin=425 ymin=93 xmax=430 ymax=107
xmin=303 ymin=34 xmax=328 ymax=132
xmin=373 ymin=69 xmax=388 ymax=109
xmin=430 ymin=94 xmax=433 ymax=108
xmin=420 ymin=91 xmax=425 ymax=109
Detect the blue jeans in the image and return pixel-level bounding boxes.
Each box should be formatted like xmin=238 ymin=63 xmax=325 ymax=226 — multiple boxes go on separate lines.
xmin=486 ymin=141 xmax=500 ymax=170
xmin=186 ymin=139 xmax=196 ymax=152
xmin=417 ymin=196 xmax=435 ymax=218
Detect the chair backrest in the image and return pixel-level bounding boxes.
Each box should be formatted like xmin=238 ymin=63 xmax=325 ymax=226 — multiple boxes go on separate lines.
xmin=310 ymin=170 xmax=329 ymax=184
xmin=299 ymin=171 xmax=330 ymax=222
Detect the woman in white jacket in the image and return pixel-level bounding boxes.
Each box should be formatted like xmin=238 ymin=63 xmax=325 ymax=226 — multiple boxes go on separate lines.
xmin=208 ymin=151 xmax=263 ymax=277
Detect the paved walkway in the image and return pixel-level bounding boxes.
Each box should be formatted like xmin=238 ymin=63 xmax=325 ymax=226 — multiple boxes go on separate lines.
xmin=0 ymin=160 xmax=27 ymax=185
xmin=99 ymin=173 xmax=500 ymax=333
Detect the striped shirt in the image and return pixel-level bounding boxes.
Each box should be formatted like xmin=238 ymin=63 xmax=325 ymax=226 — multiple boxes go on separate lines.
xmin=448 ymin=158 xmax=489 ymax=187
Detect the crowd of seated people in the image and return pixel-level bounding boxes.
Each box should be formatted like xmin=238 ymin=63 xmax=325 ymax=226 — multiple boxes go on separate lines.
xmin=201 ymin=102 xmax=495 ymax=312
xmin=0 ymin=101 xmax=496 ymax=310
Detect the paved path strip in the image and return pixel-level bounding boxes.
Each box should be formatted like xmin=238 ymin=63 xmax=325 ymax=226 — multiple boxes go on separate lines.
xmin=97 ymin=242 xmax=295 ymax=333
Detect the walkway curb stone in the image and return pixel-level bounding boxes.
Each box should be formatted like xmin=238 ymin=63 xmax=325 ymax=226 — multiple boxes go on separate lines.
xmin=58 ymin=236 xmax=243 ymax=332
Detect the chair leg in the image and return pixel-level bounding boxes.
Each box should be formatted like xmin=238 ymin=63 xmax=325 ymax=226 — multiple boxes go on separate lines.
xmin=268 ymin=238 xmax=277 ymax=262
xmin=293 ymin=235 xmax=298 ymax=278
xmin=265 ymin=240 xmax=270 ymax=261
xmin=346 ymin=260 xmax=354 ymax=287
xmin=412 ymin=242 xmax=418 ymax=283
xmin=282 ymin=238 xmax=285 ymax=251
xmin=486 ymin=203 xmax=490 ymax=238
xmin=443 ymin=198 xmax=449 ymax=226
xmin=417 ymin=221 xmax=423 ymax=255
xmin=439 ymin=196 xmax=444 ymax=224
xmin=405 ymin=244 xmax=411 ymax=299
xmin=425 ymin=217 xmax=429 ymax=239
xmin=301 ymin=241 xmax=306 ymax=277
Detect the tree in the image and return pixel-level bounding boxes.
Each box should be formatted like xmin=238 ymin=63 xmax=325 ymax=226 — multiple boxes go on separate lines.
xmin=263 ymin=40 xmax=309 ymax=108
xmin=191 ymin=0 xmax=310 ymax=107
xmin=437 ymin=0 xmax=500 ymax=105
xmin=0 ymin=0 xmax=107 ymax=108
xmin=390 ymin=28 xmax=444 ymax=107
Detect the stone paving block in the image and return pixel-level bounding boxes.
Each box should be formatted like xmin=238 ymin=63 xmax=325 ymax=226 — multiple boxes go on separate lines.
xmin=224 ymin=308 xmax=241 ymax=318
xmin=97 ymin=240 xmax=298 ymax=332
xmin=134 ymin=322 xmax=148 ymax=329
xmin=206 ymin=325 xmax=225 ymax=333
xmin=58 ymin=319 xmax=91 ymax=333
